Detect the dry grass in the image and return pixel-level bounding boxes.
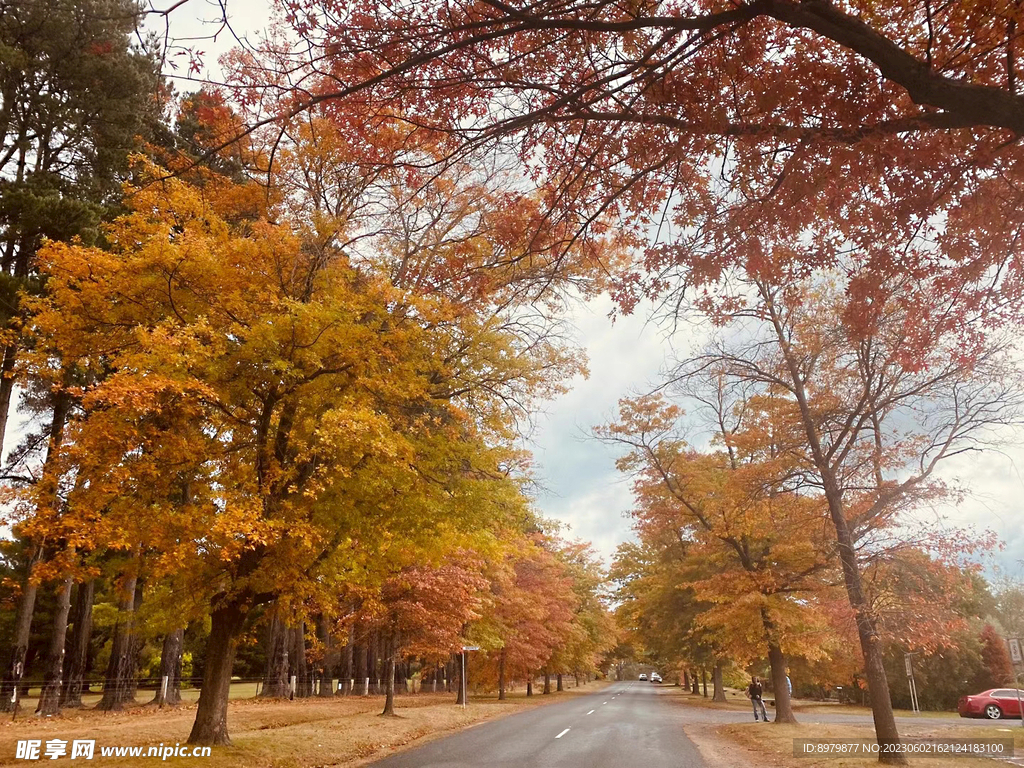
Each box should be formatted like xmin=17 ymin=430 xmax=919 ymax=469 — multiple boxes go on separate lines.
xmin=657 ymin=685 xmax=752 ymax=710
xmin=660 ymin=686 xmax=960 ymax=721
xmin=0 ymin=682 xmax=609 ymax=767
xmin=703 ymin=719 xmax=1018 ymax=768
xmin=792 ymin=703 xmax=958 ymax=720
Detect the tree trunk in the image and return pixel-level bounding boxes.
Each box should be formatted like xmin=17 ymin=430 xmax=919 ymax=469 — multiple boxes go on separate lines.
xmin=0 ymin=338 xmax=19 ymax=454
xmin=683 ymin=670 xmax=689 ymax=689
xmin=36 ymin=576 xmax=74 ymax=715
xmin=61 ymin=580 xmax=94 ymax=708
xmin=261 ymin=615 xmax=289 ymax=697
xmin=557 ymin=673 xmax=563 ymax=692
xmin=316 ymin=615 xmax=334 ymax=698
xmin=187 ymin=601 xmax=245 ymax=746
xmin=713 ymin=662 xmax=726 ymax=702
xmin=353 ymin=637 xmax=365 ymax=695
xmin=691 ymin=672 xmax=699 ymax=695
xmin=291 ymin=623 xmax=309 ymax=697
xmin=96 ymin=574 xmax=140 ymax=711
xmin=498 ymin=649 xmax=506 ymax=701
xmin=767 ymin=643 xmax=797 ymax=723
xmin=543 ymin=670 xmax=551 ymax=694
xmin=381 ymin=641 xmax=396 ymax=717
xmin=769 ymin=297 xmax=904 ymax=764
xmin=701 ymin=668 xmax=708 ymax=697
xmin=526 ymin=675 xmax=532 ymax=696
xmin=0 ymin=547 xmax=40 ymax=712
xmin=1 ymin=383 xmax=73 ymax=710
xmin=153 ymin=628 xmax=184 ymax=706
xmin=339 ymin=629 xmax=354 ymax=696
xmin=367 ymin=635 xmax=377 ymax=694
xmin=454 ymin=652 xmax=465 ymax=705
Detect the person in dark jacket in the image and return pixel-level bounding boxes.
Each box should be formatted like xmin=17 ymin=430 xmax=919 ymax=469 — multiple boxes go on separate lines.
xmin=747 ymin=677 xmax=768 ymax=721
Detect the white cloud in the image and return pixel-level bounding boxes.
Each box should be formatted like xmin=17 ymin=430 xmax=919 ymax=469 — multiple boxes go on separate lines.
xmin=527 ymin=294 xmax=673 ymax=566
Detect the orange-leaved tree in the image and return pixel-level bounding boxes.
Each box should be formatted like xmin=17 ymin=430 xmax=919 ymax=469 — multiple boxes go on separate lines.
xmin=670 ymin=274 xmax=1021 ymax=759
xmin=20 ymin=155 xmax=582 ymax=743
xmin=600 ymin=391 xmax=839 ymax=722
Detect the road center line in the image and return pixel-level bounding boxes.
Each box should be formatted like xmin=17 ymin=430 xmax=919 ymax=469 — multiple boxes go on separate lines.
xmin=603 ymin=701 xmax=608 ymax=704
xmin=555 ymin=728 xmax=570 ymax=739
xmin=586 ymin=709 xmax=595 ymax=715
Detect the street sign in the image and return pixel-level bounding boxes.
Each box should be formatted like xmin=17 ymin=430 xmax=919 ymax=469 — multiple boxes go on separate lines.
xmin=462 ymin=645 xmax=480 ymax=651
xmin=904 ymin=654 xmax=913 ymax=678
xmin=1010 ymin=638 xmax=1022 ymax=664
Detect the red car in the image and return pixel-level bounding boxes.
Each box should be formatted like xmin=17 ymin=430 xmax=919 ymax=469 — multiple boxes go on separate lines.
xmin=959 ymin=689 xmax=1024 ymax=719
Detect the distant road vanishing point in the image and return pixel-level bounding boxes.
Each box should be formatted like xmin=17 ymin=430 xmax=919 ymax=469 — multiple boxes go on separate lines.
xmin=367 ymin=682 xmax=707 ymax=768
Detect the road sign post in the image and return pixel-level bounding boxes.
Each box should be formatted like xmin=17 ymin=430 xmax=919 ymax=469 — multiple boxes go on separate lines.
xmin=1009 ymin=638 xmax=1022 ymax=665
xmin=461 ymin=645 xmax=480 ymax=710
xmin=1008 ymin=638 xmax=1024 ymax=729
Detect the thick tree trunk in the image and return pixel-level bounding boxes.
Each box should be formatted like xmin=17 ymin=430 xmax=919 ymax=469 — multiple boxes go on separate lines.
xmin=61 ymin=580 xmax=94 ymax=708
xmin=187 ymin=601 xmax=245 ymax=746
xmin=1 ymin=386 xmax=72 ymax=710
xmin=367 ymin=636 xmax=377 ymax=694
xmin=767 ymin=643 xmax=797 ymax=723
xmin=261 ymin=615 xmax=289 ymax=697
xmin=291 ymin=624 xmax=309 ymax=697
xmin=557 ymin=673 xmax=563 ymax=692
xmin=701 ymin=668 xmax=708 ymax=697
xmin=454 ymin=652 xmax=465 ymax=705
xmin=691 ymin=671 xmax=700 ymax=695
xmin=823 ymin=474 xmax=903 ymax=760
xmin=396 ymin=659 xmax=408 ymax=694
xmin=339 ymin=629 xmax=354 ymax=696
xmin=316 ymin=615 xmax=334 ymax=698
xmin=0 ymin=339 xmax=18 ymax=454
xmin=153 ymin=629 xmax=184 ymax=706
xmin=498 ymin=649 xmax=506 ymax=701
xmin=713 ymin=662 xmax=727 ymax=702
xmin=37 ymin=577 xmax=74 ymax=715
xmin=526 ymin=675 xmax=533 ymax=696
xmin=543 ymin=670 xmax=551 ymax=694
xmin=683 ymin=670 xmax=689 ymax=689
xmin=381 ymin=641 xmax=396 ymax=717
xmin=353 ymin=638 xmax=365 ymax=695
xmin=96 ymin=575 xmax=141 ymax=711
xmin=0 ymin=547 xmax=40 ymax=712
xmin=0 ymin=332 xmax=19 ymax=428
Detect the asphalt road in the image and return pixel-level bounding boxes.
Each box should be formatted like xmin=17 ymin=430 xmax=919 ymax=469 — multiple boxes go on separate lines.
xmin=366 ymin=681 xmax=707 ymax=768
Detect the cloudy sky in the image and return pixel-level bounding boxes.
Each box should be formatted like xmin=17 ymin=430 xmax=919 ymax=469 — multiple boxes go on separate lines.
xmin=127 ymin=1 xmax=1024 ymax=579
xmin=526 ymin=298 xmax=1024 ymax=579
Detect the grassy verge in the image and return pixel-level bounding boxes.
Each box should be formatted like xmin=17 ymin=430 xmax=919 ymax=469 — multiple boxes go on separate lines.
xmin=660 ymin=686 xmax=961 ymax=720
xmin=716 ymin=721 xmax=1016 ymax=768
xmin=792 ymin=704 xmax=958 ymax=720
xmin=0 ymin=682 xmax=609 ymax=767
xmin=683 ymin=716 xmax=1021 ymax=768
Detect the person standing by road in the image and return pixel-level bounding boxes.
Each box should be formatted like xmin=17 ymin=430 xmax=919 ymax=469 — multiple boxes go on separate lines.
xmin=747 ymin=677 xmax=768 ymax=722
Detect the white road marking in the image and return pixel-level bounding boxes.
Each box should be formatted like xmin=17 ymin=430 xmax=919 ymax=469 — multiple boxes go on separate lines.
xmin=587 ymin=709 xmax=595 ymax=715
xmin=603 ymin=701 xmax=608 ymax=704
xmin=556 ymin=728 xmax=570 ymax=739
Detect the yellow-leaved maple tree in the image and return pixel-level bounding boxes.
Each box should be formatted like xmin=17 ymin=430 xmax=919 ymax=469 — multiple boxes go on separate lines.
xmin=20 ymin=153 xmax=583 ymax=743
